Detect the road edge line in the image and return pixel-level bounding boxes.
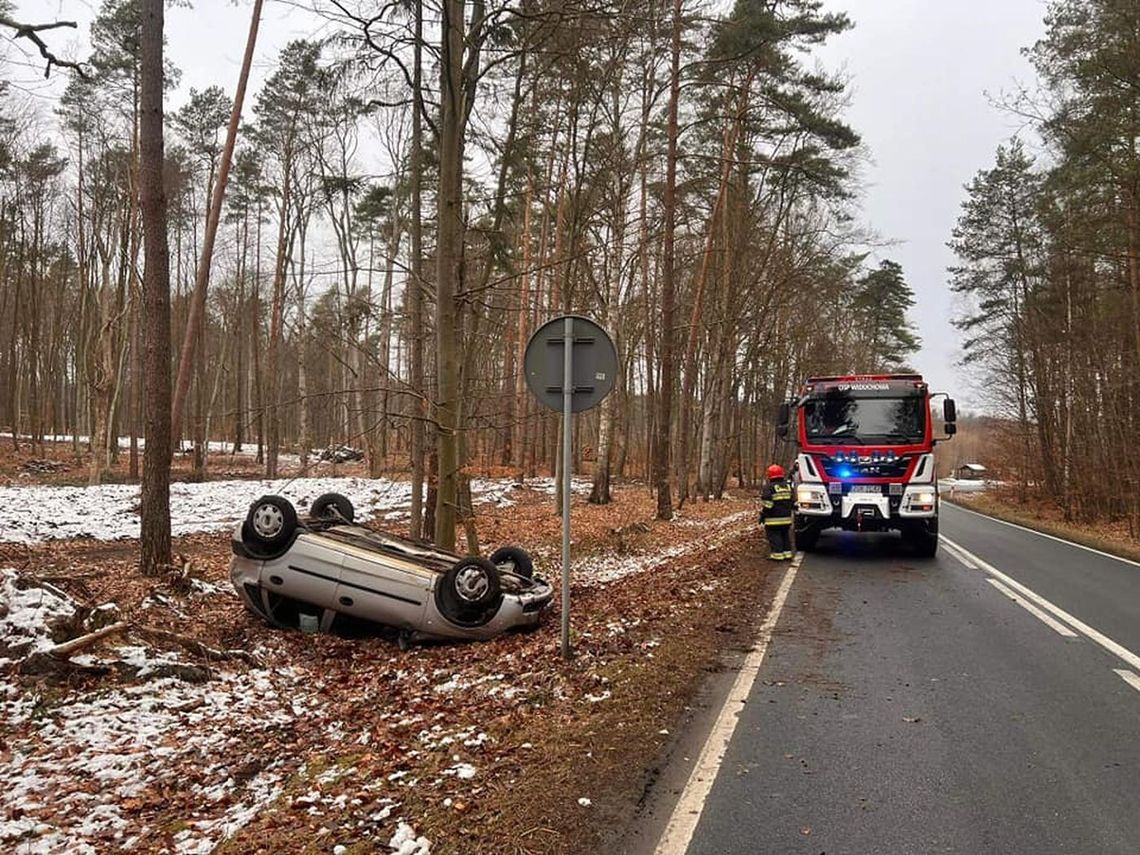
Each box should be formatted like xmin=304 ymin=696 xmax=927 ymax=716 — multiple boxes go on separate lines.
xmin=944 ymin=502 xmax=1140 ymax=569
xmin=1112 ymin=669 xmax=1140 ymax=693
xmin=653 ymin=554 xmax=803 ymax=855
xmin=985 ymin=577 xmax=1079 ymax=638
xmin=941 ymin=534 xmax=1140 ymax=672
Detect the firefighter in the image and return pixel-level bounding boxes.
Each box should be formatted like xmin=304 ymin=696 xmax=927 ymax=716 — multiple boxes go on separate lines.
xmin=759 ymin=464 xmax=794 ymax=560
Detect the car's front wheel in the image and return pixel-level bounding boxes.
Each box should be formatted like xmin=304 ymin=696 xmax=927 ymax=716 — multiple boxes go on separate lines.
xmin=242 ymin=495 xmax=298 ymax=553
xmin=436 ymin=557 xmax=503 ymax=627
xmin=489 ymin=545 xmax=534 ymax=579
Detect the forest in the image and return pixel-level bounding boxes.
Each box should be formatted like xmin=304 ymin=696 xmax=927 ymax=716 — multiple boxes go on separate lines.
xmin=3 ymin=3 xmax=1138 ymax=851
xmin=3 ymin=0 xmax=923 ymax=566
xmin=949 ymin=0 xmax=1140 ymax=535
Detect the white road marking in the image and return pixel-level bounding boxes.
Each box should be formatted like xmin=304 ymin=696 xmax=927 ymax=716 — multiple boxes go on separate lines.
xmin=938 ymin=538 xmax=978 ymax=569
xmin=654 ymin=554 xmax=803 ymax=855
xmin=985 ymin=577 xmax=1078 ymax=638
xmin=1113 ymin=669 xmax=1140 ymax=693
xmin=941 ymin=535 xmax=1140 ymax=673
xmin=944 ymin=502 xmax=1140 ymax=569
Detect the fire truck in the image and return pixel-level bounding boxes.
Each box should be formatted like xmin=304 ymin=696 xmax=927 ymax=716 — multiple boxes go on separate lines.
xmin=775 ymin=374 xmax=957 ymax=557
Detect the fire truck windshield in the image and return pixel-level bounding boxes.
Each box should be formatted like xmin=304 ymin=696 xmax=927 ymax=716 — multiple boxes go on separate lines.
xmin=803 ymin=392 xmax=925 ymax=445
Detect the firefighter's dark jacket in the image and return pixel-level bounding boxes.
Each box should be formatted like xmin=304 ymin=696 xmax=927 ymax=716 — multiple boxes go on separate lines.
xmin=760 ymin=479 xmax=793 ymax=526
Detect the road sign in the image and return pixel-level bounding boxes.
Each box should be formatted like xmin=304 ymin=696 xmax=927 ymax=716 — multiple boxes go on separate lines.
xmin=524 ymin=315 xmax=618 ymax=413
xmin=523 ymin=315 xmax=617 ymax=659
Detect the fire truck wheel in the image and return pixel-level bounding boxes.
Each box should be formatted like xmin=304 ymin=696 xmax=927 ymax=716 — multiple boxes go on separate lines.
xmin=907 ymin=520 xmax=939 ymax=558
xmin=794 ymin=520 xmax=820 ymax=552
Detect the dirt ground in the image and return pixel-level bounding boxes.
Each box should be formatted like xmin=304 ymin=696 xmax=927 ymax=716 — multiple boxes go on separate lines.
xmin=1 ymin=468 xmax=778 ymax=854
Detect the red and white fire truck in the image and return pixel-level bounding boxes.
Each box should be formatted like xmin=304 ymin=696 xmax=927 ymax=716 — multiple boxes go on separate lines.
xmin=775 ymin=374 xmax=957 ymax=557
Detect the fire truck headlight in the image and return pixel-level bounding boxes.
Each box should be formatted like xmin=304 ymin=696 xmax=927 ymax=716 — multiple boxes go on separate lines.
xmin=903 ymin=486 xmax=937 ymax=511
xmin=796 ymin=486 xmax=828 ymax=509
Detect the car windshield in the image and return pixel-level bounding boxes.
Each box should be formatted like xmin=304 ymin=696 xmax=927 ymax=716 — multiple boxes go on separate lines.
xmin=803 ymin=392 xmax=926 ymax=444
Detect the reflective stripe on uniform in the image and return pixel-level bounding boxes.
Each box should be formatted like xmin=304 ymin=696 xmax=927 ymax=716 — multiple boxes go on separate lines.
xmin=763 ymin=517 xmax=792 ymax=526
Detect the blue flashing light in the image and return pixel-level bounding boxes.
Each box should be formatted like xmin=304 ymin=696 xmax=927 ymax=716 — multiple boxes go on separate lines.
xmin=837 ymin=466 xmax=853 ymax=479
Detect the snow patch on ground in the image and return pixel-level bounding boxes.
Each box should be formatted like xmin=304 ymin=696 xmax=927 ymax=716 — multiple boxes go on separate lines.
xmin=0 ymin=476 xmax=582 ymax=544
xmin=0 ymin=665 xmax=301 ymax=852
xmin=389 ymin=821 xmax=432 ymax=854
xmin=573 ymin=510 xmax=752 ymax=585
xmin=442 ymin=762 xmax=477 ymax=780
xmin=0 ymin=587 xmax=310 ymax=855
xmin=0 ymin=568 xmax=76 ymax=657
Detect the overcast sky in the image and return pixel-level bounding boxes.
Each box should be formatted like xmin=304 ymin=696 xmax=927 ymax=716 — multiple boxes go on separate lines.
xmin=813 ymin=0 xmax=1048 ymax=409
xmin=15 ymin=0 xmax=1051 ymax=410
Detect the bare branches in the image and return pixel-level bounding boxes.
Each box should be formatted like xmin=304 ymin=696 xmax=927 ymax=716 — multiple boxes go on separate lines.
xmin=0 ymin=15 xmax=88 ymax=78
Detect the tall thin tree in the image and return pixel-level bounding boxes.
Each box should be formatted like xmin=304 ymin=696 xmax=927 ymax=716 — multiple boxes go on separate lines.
xmin=138 ymin=0 xmax=171 ymax=575
xmin=654 ymin=0 xmax=683 ymax=521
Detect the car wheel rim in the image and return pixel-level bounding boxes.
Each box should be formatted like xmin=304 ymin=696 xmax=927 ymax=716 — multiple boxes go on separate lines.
xmin=455 ymin=566 xmax=489 ymax=602
xmin=252 ymin=504 xmax=284 ymax=539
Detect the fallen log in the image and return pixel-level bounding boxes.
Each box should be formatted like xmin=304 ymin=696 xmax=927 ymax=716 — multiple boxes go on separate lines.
xmin=16 ymin=621 xmax=131 ymax=676
xmin=45 ymin=620 xmax=131 ymax=657
xmin=133 ymin=625 xmax=262 ymax=667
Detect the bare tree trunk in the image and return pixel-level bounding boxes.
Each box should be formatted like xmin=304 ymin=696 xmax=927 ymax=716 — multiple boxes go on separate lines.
xmin=433 ymin=0 xmax=466 ymax=550
xmin=139 ymin=0 xmax=173 ymax=575
xmin=408 ymin=1 xmax=426 ymax=540
xmin=170 ymin=0 xmax=265 ymax=443
xmin=265 ymin=175 xmax=292 ymax=479
xmin=677 ymin=78 xmax=750 ymax=504
xmin=654 ymin=0 xmax=682 ymax=521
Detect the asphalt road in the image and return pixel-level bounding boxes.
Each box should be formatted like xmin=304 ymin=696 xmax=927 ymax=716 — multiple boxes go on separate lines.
xmin=679 ymin=501 xmax=1140 ymax=855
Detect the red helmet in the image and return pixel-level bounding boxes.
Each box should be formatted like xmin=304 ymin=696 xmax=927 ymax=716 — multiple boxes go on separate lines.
xmin=767 ymin=464 xmax=785 ymax=480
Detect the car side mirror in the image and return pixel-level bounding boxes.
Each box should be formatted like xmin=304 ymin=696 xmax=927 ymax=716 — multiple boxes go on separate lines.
xmin=945 ymin=421 xmax=957 ymax=436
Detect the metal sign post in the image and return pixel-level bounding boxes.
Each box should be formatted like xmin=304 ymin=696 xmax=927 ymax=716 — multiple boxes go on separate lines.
xmin=524 ymin=315 xmax=617 ymax=660
xmin=561 ymin=316 xmax=573 ymax=660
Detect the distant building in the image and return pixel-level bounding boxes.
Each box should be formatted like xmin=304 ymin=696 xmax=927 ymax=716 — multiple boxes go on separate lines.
xmin=956 ymin=463 xmax=987 ymax=481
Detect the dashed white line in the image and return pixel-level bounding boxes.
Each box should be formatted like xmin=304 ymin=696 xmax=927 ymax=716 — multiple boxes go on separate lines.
xmin=941 ymin=534 xmax=1140 ymax=673
xmin=1113 ymin=669 xmax=1140 ymax=693
xmin=985 ymin=577 xmax=1078 ymax=638
xmin=654 ymin=554 xmax=803 ymax=855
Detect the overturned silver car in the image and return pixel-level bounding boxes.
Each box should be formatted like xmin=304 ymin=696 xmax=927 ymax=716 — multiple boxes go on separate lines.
xmin=230 ymin=492 xmax=553 ymax=645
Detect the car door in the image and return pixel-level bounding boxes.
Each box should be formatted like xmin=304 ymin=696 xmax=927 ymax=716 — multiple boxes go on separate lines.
xmin=259 ymin=534 xmax=345 ymax=610
xmin=334 ymin=549 xmax=431 ymax=631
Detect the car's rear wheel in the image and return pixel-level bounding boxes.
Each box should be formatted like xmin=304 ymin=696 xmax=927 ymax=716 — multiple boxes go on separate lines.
xmin=242 ymin=495 xmax=298 ymax=552
xmin=311 ymin=492 xmax=355 ymax=523
xmin=489 ymin=545 xmax=534 ymax=579
xmin=436 ymin=557 xmax=503 ymax=627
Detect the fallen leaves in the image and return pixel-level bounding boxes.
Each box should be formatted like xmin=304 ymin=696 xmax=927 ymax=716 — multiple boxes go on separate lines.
xmin=1 ymin=480 xmax=767 ymax=854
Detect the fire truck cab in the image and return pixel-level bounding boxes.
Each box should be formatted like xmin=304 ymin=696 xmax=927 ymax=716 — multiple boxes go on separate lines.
xmin=775 ymin=374 xmax=957 ymax=557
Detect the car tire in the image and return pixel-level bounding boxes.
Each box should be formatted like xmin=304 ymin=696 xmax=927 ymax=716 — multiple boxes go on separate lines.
xmin=311 ymin=492 xmax=355 ymax=523
xmin=436 ymin=557 xmax=503 ymax=627
xmin=489 ymin=545 xmax=534 ymax=578
xmin=242 ymin=495 xmax=298 ymax=552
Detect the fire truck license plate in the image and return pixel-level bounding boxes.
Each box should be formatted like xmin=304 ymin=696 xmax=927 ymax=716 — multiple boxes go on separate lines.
xmin=850 ymin=485 xmax=882 ymax=494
